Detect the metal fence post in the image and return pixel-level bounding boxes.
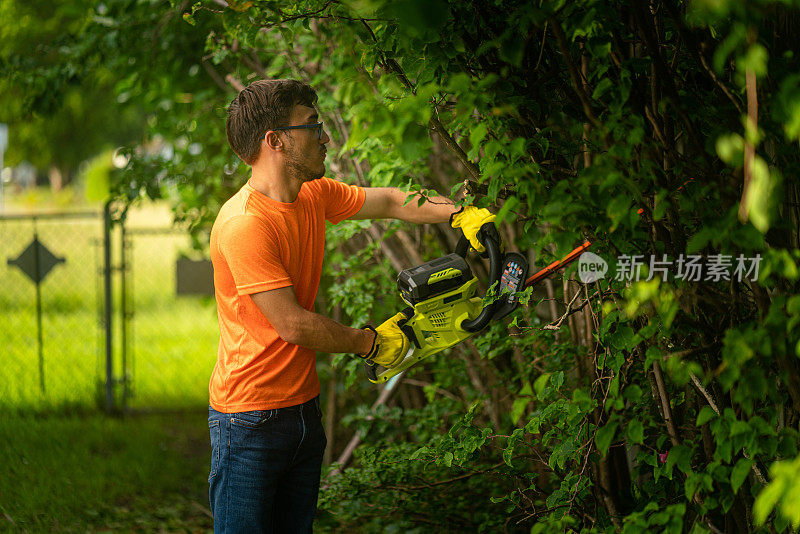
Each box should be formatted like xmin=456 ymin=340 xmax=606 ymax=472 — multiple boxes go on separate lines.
xmin=32 ymin=218 xmax=45 ymax=393
xmin=120 ymin=213 xmax=130 ymax=406
xmin=103 ymin=201 xmax=114 ymax=413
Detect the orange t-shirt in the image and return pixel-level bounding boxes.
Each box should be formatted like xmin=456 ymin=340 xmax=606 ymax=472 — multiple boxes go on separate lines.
xmin=209 ymin=177 xmax=365 ymax=412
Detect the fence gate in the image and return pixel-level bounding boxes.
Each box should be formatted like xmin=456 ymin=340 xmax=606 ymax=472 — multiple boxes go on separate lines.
xmin=0 ymin=203 xmax=218 ymax=413
xmin=121 ymin=217 xmax=218 ymax=411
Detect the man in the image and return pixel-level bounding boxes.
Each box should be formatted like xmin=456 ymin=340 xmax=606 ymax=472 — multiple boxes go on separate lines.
xmin=207 ymin=79 xmax=493 ymax=533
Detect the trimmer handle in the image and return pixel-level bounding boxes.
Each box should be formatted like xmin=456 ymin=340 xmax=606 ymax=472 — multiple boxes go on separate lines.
xmin=363 ymin=306 xmax=415 ymax=383
xmin=457 ymin=222 xmax=502 ymax=333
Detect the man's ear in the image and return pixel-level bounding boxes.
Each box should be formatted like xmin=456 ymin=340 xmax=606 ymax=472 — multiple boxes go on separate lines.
xmin=264 ymin=131 xmax=283 ymax=152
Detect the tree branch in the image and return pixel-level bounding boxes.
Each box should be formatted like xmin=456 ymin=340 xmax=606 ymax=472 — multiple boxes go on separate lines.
xmin=201 ymin=59 xmax=230 ymax=92
xmin=739 ymin=66 xmax=758 ymax=223
xmin=225 ymin=73 xmax=244 ymax=91
xmin=359 ymin=19 xmax=482 ymax=183
xmin=662 ymin=0 xmax=744 ymax=116
xmin=549 ymin=18 xmax=601 ymax=129
xmin=689 ymin=372 xmax=769 ymax=486
xmin=327 ymin=374 xmax=405 ymax=479
xmin=402 ymin=378 xmax=461 ymax=401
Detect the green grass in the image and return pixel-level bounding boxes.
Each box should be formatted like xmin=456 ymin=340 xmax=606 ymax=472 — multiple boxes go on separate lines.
xmin=1 ymin=194 xmax=218 ymax=412
xmin=1 ymin=217 xmax=107 ymax=411
xmin=0 ymin=411 xmax=212 ymax=532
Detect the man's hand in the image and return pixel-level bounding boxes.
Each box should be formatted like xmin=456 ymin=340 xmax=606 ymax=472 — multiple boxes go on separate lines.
xmin=450 ymin=206 xmax=496 ymax=253
xmin=361 ymin=312 xmax=411 ymax=368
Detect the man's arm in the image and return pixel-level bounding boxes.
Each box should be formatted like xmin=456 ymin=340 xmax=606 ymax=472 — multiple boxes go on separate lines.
xmin=251 ymin=286 xmax=374 ymax=354
xmin=350 ymin=187 xmax=457 ymax=224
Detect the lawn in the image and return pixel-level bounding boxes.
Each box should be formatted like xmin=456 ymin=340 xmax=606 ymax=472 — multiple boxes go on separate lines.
xmin=0 ymin=410 xmax=213 ymax=532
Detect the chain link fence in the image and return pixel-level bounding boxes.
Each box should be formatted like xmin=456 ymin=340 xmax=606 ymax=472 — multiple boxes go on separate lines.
xmin=124 ymin=222 xmax=218 ymax=410
xmin=0 ymin=212 xmax=105 ymax=412
xmin=0 ymin=205 xmax=219 ymax=413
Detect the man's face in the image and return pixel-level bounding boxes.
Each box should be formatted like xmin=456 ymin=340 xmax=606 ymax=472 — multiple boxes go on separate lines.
xmin=282 ymin=104 xmax=329 ymax=182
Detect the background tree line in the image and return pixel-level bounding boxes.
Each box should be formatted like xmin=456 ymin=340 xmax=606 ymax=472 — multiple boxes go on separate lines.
xmin=5 ymin=0 xmax=800 ymax=531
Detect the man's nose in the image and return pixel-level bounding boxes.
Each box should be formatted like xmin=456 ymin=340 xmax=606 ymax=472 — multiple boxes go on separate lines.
xmin=320 ymin=129 xmax=330 ymax=144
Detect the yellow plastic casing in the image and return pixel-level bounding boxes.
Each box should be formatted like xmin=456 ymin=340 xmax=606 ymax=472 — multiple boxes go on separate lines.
xmin=368 ymin=278 xmax=482 ymax=383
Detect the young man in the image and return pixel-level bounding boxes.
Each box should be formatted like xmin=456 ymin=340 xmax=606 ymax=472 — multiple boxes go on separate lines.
xmin=207 ymin=79 xmax=493 ymax=533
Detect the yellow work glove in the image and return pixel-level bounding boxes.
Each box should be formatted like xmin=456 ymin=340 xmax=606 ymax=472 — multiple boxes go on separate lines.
xmin=361 ymin=312 xmax=411 ymax=368
xmin=450 ymin=206 xmax=496 ymax=253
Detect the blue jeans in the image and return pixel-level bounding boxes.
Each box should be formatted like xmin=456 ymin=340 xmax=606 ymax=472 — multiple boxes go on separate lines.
xmin=208 ymin=397 xmax=327 ymax=533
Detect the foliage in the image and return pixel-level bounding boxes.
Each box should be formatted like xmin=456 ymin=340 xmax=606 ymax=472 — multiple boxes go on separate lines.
xmin=0 ymin=0 xmax=145 ymax=184
xmin=10 ymin=0 xmax=800 ymax=531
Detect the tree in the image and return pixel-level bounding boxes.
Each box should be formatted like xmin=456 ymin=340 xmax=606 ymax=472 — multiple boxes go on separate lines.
xmin=12 ymin=0 xmax=800 ymax=531
xmin=0 ymin=0 xmax=147 ymax=188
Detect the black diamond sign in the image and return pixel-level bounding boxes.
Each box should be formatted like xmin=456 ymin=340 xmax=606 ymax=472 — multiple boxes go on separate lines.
xmin=7 ymin=237 xmax=65 ymax=284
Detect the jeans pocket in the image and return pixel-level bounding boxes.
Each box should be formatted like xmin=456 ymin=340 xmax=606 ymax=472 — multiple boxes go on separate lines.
xmin=208 ymin=420 xmax=220 ymax=481
xmin=230 ymin=409 xmax=276 ymax=429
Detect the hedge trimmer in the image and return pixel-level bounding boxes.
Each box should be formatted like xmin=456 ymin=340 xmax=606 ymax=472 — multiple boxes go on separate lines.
xmin=364 ymin=223 xmax=591 ymax=383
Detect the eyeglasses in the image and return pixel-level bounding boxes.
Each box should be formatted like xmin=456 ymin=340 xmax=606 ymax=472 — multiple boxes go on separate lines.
xmin=269 ymin=121 xmax=324 ymax=140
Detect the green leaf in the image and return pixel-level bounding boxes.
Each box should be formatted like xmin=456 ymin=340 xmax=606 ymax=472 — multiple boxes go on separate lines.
xmin=740 ymin=43 xmax=768 ymax=77
xmin=715 ymin=133 xmax=744 ymax=165
xmin=511 ymin=396 xmax=529 ymax=424
xmin=526 ymin=413 xmax=542 ymax=434
xmin=410 ymin=446 xmax=429 ymax=460
xmin=666 ymin=444 xmax=693 ymax=475
xmin=443 ymin=451 xmax=453 ymax=467
xmin=754 ymin=478 xmax=785 ymax=525
xmin=534 ymin=373 xmax=551 ymax=398
xmin=495 ymin=196 xmax=520 ymax=225
xmin=503 ymin=445 xmax=515 ymax=467
xmin=645 ymin=346 xmax=664 ymax=368
xmin=606 ymin=195 xmax=632 ymax=231
xmin=498 ymin=32 xmax=524 ymax=66
xmin=627 ymin=419 xmax=644 ymax=444
xmin=572 ymin=388 xmax=593 ymax=412
xmin=595 ymin=421 xmax=618 ymax=457
xmin=622 ymin=385 xmax=643 ymax=402
xmin=551 ymin=371 xmax=565 ymax=389
xmin=746 ymin=157 xmax=780 ymax=234
xmin=730 ymin=420 xmax=750 ymax=436
xmin=686 ymin=226 xmax=716 ymax=254
xmin=610 ymin=325 xmax=635 ymax=351
xmin=731 ymin=458 xmax=754 ymax=493
xmin=592 ymin=78 xmax=614 ymax=100
xmin=638 ymin=322 xmax=658 ymax=339
xmin=697 ymin=406 xmax=718 ymax=426
xmin=469 ymin=123 xmax=488 ymax=150
xmin=685 ymin=472 xmax=710 ymax=502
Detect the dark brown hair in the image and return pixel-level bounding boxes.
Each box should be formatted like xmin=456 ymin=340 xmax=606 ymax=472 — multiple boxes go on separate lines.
xmin=225 ymin=79 xmax=318 ymax=165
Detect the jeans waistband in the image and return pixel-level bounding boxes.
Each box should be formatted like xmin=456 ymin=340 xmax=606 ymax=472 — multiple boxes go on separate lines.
xmin=210 ymin=395 xmax=320 ymax=416
xmin=280 ymin=396 xmax=319 ymax=413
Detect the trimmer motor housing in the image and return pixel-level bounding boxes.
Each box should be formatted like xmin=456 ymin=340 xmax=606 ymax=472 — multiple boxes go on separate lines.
xmin=365 ymin=224 xmax=531 ymax=384
xmin=397 ymin=253 xmax=474 ymax=306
